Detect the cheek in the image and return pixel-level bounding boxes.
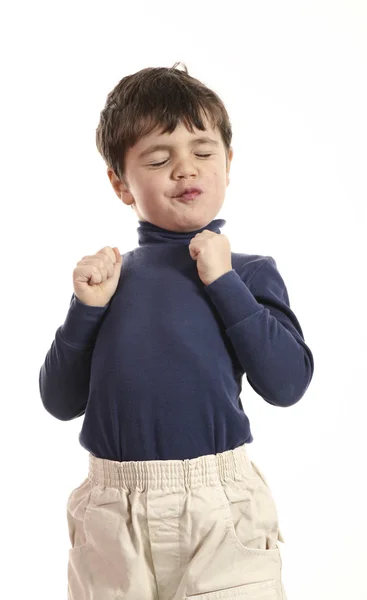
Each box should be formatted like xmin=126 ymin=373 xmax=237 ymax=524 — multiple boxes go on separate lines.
xmin=210 ymin=172 xmax=223 ymax=190
xmin=143 ymin=174 xmax=164 ymax=195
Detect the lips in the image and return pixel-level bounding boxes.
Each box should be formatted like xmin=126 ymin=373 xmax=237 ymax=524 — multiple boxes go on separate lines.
xmin=174 ymin=186 xmax=203 ymax=198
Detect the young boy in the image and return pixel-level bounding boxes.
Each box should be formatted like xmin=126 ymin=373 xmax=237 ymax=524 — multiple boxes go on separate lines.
xmin=39 ymin=62 xmax=313 ymax=600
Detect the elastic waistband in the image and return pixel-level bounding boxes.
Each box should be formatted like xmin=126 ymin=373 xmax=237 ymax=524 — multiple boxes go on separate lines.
xmin=88 ymin=443 xmax=254 ymax=491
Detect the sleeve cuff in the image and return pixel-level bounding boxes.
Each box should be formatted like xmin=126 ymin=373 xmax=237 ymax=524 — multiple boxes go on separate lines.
xmin=204 ymin=269 xmax=263 ymax=329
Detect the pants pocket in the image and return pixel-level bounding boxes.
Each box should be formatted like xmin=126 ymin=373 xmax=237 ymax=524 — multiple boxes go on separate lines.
xmin=185 ymin=578 xmax=278 ymax=599
xmin=66 ymin=477 xmax=95 ymax=555
xmin=216 ymin=461 xmax=284 ymax=555
xmin=250 ymin=461 xmax=285 ymax=544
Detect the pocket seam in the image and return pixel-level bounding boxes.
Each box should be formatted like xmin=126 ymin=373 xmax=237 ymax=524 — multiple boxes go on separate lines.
xmin=215 ymin=483 xmax=281 ymax=556
xmin=185 ymin=578 xmax=278 ymax=599
xmin=68 ymin=483 xmax=96 ymax=555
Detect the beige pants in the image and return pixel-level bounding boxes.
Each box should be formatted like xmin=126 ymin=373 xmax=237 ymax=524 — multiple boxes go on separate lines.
xmin=67 ymin=443 xmax=287 ymax=599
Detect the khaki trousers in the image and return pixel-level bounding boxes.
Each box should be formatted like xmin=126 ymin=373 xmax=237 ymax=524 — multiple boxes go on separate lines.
xmin=67 ymin=442 xmax=287 ymax=599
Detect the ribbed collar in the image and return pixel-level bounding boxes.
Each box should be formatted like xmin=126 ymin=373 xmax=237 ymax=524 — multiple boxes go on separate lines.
xmin=137 ymin=218 xmax=226 ymax=246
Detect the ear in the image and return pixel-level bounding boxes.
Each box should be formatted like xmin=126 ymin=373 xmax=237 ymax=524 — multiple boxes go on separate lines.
xmin=226 ymin=147 xmax=233 ymax=185
xmin=107 ymin=168 xmax=134 ymax=204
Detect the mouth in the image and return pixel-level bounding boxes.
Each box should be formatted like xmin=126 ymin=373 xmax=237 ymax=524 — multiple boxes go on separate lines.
xmin=175 ymin=191 xmax=203 ymax=202
xmin=173 ymin=186 xmax=203 ymax=200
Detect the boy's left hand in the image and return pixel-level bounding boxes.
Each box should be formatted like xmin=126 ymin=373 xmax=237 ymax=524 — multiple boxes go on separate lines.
xmin=189 ymin=230 xmax=233 ymax=286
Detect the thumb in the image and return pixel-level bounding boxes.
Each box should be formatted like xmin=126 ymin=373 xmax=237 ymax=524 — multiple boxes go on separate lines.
xmin=113 ymin=247 xmax=123 ymax=266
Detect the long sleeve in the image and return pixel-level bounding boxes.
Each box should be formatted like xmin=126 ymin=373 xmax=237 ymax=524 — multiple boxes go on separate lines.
xmin=39 ymin=294 xmax=110 ymax=421
xmin=204 ymin=257 xmax=314 ymax=407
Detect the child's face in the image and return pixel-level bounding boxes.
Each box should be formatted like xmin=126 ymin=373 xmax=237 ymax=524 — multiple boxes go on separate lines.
xmin=108 ymin=116 xmax=233 ymax=232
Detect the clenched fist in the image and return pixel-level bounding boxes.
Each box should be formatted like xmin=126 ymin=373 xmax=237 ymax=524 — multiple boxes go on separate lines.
xmin=73 ymin=246 xmax=123 ymax=307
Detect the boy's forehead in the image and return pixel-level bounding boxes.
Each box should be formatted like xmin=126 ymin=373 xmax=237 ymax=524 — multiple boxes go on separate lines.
xmin=153 ymin=118 xmax=216 ymax=139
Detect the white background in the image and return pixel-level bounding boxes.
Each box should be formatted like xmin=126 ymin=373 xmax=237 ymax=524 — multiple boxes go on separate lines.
xmin=1 ymin=1 xmax=366 ymax=598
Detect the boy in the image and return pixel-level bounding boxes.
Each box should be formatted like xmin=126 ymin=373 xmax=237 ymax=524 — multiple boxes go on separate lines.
xmin=39 ymin=62 xmax=313 ymax=599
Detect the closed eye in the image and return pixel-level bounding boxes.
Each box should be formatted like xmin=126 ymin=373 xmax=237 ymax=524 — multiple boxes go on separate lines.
xmin=150 ymin=154 xmax=212 ymax=167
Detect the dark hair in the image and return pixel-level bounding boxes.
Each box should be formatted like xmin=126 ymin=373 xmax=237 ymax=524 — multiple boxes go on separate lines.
xmin=95 ymin=61 xmax=233 ymax=183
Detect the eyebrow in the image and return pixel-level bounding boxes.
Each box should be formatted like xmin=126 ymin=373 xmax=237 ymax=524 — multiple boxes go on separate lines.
xmin=138 ymin=136 xmax=220 ymax=159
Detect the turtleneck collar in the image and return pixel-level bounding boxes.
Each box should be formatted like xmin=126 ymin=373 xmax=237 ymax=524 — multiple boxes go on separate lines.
xmin=137 ymin=218 xmax=227 ymax=247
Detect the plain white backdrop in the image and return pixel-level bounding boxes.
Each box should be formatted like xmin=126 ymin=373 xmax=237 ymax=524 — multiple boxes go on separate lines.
xmin=1 ymin=1 xmax=366 ymax=598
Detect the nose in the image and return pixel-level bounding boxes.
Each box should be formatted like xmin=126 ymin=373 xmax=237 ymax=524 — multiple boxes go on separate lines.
xmin=172 ymin=157 xmax=199 ymax=179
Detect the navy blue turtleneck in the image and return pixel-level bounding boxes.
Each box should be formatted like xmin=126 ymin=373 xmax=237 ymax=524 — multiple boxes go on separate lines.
xmin=39 ymin=218 xmax=314 ymax=461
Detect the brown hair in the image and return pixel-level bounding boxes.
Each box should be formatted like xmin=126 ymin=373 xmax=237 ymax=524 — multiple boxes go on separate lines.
xmin=95 ymin=61 xmax=233 ymax=184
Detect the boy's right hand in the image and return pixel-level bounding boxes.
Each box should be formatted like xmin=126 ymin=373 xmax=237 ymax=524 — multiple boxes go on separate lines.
xmin=73 ymin=247 xmax=123 ymax=307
